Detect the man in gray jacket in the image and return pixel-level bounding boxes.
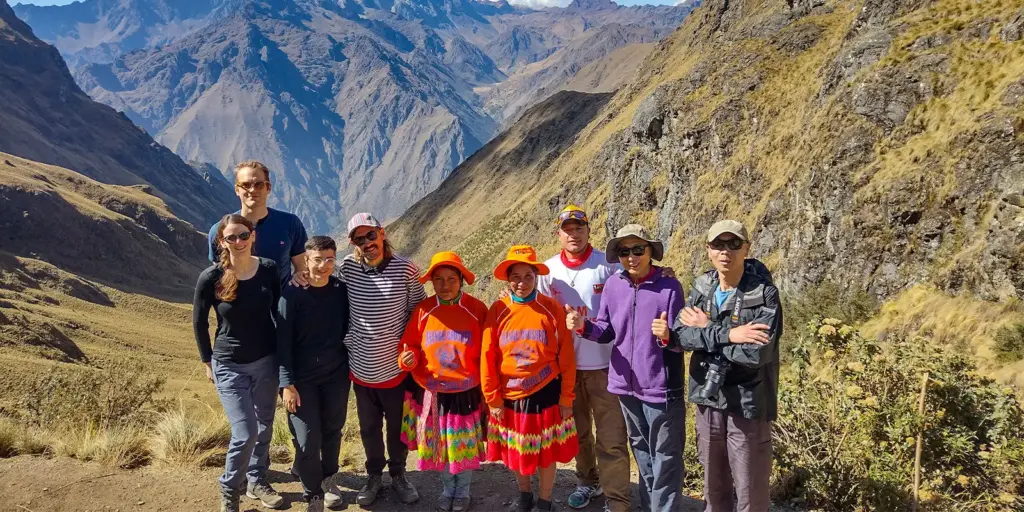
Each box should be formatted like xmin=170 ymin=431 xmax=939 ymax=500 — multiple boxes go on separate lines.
xmin=652 ymin=220 xmax=781 ymax=512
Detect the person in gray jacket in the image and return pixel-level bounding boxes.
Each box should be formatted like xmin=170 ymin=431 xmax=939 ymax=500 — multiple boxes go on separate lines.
xmin=652 ymin=220 xmax=781 ymax=512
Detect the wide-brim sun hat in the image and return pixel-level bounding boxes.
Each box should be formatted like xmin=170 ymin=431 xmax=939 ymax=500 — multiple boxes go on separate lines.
xmin=605 ymin=224 xmax=665 ymax=263
xmin=420 ymin=251 xmax=476 ymax=285
xmin=493 ymin=245 xmax=550 ymax=280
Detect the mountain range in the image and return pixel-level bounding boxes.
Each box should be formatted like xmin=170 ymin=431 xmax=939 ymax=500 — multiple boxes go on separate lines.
xmin=390 ymin=0 xmax=1024 ymax=384
xmin=14 ymin=0 xmax=696 ymax=233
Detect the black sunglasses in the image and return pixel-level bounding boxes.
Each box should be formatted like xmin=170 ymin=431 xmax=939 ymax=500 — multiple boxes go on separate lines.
xmin=236 ymin=180 xmax=268 ymax=192
xmin=617 ymin=245 xmax=649 ymax=258
xmin=351 ymin=229 xmax=379 ymax=247
xmin=223 ymin=231 xmax=252 ymax=244
xmin=709 ymin=238 xmax=745 ymax=251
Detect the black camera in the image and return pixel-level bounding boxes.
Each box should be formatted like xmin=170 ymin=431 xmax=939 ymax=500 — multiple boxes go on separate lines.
xmin=698 ymin=354 xmax=730 ymax=401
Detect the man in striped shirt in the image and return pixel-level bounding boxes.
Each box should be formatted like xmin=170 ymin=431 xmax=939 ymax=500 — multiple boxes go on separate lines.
xmin=338 ymin=213 xmax=426 ymax=506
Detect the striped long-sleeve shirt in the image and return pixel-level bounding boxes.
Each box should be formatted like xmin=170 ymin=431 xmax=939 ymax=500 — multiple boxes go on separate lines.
xmin=338 ymin=254 xmax=427 ymax=386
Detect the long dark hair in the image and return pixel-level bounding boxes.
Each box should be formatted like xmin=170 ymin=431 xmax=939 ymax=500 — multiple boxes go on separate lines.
xmin=214 ymin=214 xmax=256 ymax=302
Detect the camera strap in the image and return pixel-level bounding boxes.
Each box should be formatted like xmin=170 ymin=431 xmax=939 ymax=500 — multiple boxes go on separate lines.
xmin=703 ymin=281 xmax=744 ymax=328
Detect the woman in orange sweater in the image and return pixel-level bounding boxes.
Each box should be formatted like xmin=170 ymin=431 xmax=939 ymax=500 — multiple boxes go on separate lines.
xmin=398 ymin=251 xmax=489 ymax=512
xmin=482 ymin=245 xmax=578 ymax=512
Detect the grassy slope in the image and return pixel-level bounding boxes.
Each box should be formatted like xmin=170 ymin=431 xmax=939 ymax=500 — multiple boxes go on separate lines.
xmin=390 ymin=0 xmax=1024 ymax=385
xmin=0 ymin=153 xmax=215 ymax=408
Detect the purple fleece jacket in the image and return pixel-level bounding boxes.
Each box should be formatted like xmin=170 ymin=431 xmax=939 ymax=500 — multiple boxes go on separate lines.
xmin=580 ymin=267 xmax=685 ymax=403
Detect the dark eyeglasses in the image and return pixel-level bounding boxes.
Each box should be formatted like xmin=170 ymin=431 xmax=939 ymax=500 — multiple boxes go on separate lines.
xmin=223 ymin=232 xmax=252 ymax=244
xmin=351 ymin=230 xmax=379 ymax=247
xmin=236 ymin=180 xmax=268 ymax=192
xmin=617 ymin=245 xmax=648 ymax=258
xmin=558 ymin=210 xmax=588 ymax=225
xmin=709 ymin=238 xmax=745 ymax=251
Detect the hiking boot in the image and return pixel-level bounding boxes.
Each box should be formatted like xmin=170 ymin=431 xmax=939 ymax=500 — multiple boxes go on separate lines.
xmin=567 ymin=484 xmax=603 ymax=509
xmin=247 ymin=479 xmax=285 ymax=509
xmin=305 ymin=496 xmax=325 ymax=512
xmin=392 ymin=472 xmax=420 ymax=504
xmin=219 ymin=492 xmax=240 ymax=512
xmin=357 ymin=474 xmax=383 ymax=506
xmin=517 ymin=493 xmax=535 ymax=512
xmin=438 ymin=495 xmax=454 ymax=511
xmin=452 ymin=496 xmax=471 ymax=511
xmin=323 ymin=474 xmax=343 ymax=509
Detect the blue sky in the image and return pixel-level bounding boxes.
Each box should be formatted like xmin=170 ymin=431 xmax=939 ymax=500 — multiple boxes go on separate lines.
xmin=13 ymin=0 xmax=684 ymax=6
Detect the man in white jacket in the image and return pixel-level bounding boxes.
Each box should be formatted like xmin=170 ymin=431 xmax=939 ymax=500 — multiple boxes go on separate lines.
xmin=537 ymin=205 xmax=630 ymax=512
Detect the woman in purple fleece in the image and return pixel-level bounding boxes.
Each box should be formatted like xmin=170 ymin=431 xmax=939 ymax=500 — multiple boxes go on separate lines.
xmin=565 ymin=224 xmax=685 ymax=512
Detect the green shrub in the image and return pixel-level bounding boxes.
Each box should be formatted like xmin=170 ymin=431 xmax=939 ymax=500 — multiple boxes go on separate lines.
xmin=774 ymin=318 xmax=1024 ymax=511
xmin=18 ymin=361 xmax=166 ymax=430
xmin=993 ymin=323 xmax=1024 ymax=364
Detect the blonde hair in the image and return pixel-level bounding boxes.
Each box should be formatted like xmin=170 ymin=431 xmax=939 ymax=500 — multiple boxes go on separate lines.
xmin=214 ymin=214 xmax=255 ymax=302
xmin=234 ymin=160 xmax=271 ymax=181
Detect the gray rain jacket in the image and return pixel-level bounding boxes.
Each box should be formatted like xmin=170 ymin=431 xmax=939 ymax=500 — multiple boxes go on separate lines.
xmin=667 ymin=259 xmax=782 ymax=421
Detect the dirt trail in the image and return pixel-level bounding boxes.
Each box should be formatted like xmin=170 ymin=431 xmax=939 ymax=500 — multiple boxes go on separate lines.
xmin=0 ymin=455 xmax=711 ymax=512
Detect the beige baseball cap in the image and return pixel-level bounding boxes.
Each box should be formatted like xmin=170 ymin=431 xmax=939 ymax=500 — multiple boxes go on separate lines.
xmin=707 ymin=220 xmax=749 ymax=242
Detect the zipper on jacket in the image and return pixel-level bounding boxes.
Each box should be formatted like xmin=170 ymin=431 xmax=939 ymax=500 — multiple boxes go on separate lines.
xmin=629 ymin=279 xmax=638 ymax=396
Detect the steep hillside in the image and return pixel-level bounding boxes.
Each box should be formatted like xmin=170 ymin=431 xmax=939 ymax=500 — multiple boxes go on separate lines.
xmin=0 ymin=152 xmax=210 ymax=399
xmin=0 ymin=0 xmax=234 ymax=228
xmin=390 ymin=0 xmax=1024 ymax=384
xmin=15 ymin=0 xmax=693 ymax=232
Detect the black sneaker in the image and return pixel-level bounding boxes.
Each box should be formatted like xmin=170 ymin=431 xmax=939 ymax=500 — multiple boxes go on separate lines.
xmin=219 ymin=489 xmax=240 ymax=512
xmin=357 ymin=474 xmax=384 ymax=506
xmin=517 ymin=493 xmax=535 ymax=512
xmin=392 ymin=472 xmax=420 ymax=504
xmin=306 ymin=496 xmax=325 ymax=512
xmin=247 ymin=479 xmax=285 ymax=509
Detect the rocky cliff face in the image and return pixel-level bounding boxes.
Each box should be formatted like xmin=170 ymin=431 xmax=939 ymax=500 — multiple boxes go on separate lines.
xmin=390 ymin=0 xmax=1024 ymax=368
xmin=0 ymin=0 xmax=235 ymax=228
xmin=15 ymin=0 xmax=694 ymax=233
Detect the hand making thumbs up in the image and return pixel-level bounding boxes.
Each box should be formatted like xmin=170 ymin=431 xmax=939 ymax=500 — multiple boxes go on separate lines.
xmin=565 ymin=304 xmax=584 ymax=331
xmin=651 ymin=311 xmax=671 ymax=341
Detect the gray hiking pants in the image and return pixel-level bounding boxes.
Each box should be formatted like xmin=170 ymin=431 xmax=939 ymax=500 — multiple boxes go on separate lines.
xmin=695 ymin=405 xmax=772 ymax=512
xmin=212 ymin=355 xmax=278 ymax=494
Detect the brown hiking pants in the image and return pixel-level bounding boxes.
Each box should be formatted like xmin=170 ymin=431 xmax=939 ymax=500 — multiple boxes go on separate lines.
xmin=696 ymin=405 xmax=773 ymax=512
xmin=573 ymin=368 xmax=631 ymax=512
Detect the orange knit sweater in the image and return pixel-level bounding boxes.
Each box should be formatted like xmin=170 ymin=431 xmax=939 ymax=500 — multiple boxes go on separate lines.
xmin=398 ymin=293 xmax=489 ymax=392
xmin=481 ymin=293 xmax=575 ymax=408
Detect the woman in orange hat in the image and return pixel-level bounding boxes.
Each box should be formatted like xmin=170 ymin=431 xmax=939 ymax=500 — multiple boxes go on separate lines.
xmin=482 ymin=245 xmax=578 ymax=512
xmin=398 ymin=251 xmax=489 ymax=512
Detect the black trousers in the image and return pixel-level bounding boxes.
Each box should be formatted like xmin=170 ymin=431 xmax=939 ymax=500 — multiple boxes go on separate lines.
xmin=353 ymin=376 xmax=410 ymax=476
xmin=288 ymin=370 xmax=352 ymax=500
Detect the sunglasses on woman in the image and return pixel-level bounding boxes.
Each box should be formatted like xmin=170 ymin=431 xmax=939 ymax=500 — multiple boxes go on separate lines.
xmin=236 ymin=180 xmax=268 ymax=192
xmin=617 ymin=245 xmax=649 ymax=258
xmin=223 ymin=231 xmax=252 ymax=244
xmin=709 ymin=238 xmax=745 ymax=251
xmin=351 ymin=229 xmax=379 ymax=247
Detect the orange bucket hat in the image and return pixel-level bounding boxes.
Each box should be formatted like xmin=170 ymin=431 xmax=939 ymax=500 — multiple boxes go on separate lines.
xmin=493 ymin=245 xmax=550 ymax=281
xmin=419 ymin=251 xmax=476 ymax=285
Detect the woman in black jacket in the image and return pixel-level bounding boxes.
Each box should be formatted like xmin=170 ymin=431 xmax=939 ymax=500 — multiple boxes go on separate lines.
xmin=193 ymin=213 xmax=284 ymax=512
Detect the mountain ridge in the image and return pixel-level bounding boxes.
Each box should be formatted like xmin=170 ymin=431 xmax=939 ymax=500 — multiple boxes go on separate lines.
xmin=0 ymin=0 xmax=235 ymax=228
xmin=15 ymin=0 xmax=696 ymax=233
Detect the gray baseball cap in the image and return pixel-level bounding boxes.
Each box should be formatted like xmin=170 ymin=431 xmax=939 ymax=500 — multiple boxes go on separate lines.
xmin=707 ymin=220 xmax=749 ymax=242
xmin=605 ymin=224 xmax=665 ymax=263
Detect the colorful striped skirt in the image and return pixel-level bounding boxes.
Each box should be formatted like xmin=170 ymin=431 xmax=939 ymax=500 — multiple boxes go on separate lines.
xmin=485 ymin=378 xmax=578 ymax=475
xmin=402 ymin=384 xmax=486 ymax=474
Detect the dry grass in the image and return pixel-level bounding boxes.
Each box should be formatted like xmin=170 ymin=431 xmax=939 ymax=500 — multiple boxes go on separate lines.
xmin=861 ymin=285 xmax=1024 ymax=387
xmin=151 ymin=406 xmax=230 ymax=467
xmin=48 ymin=423 xmax=152 ymax=469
